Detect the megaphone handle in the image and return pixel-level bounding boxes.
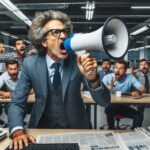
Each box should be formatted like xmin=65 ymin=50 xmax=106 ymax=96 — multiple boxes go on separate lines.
xmin=76 ymin=50 xmax=95 ymax=75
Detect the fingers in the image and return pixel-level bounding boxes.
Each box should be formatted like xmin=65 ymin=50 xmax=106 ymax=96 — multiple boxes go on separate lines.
xmin=77 ymin=55 xmax=82 ymax=66
xmin=82 ymin=58 xmax=97 ymax=69
xmin=2 ymin=92 xmax=12 ymax=99
xmin=18 ymin=139 xmax=23 ymax=150
xmin=8 ymin=134 xmax=36 ymax=150
xmin=13 ymin=137 xmax=27 ymax=150
xmin=80 ymin=53 xmax=97 ymax=73
xmin=28 ymin=135 xmax=36 ymax=144
xmin=23 ymin=136 xmax=29 ymax=147
xmin=13 ymin=139 xmax=19 ymax=150
xmin=9 ymin=140 xmax=13 ymax=149
xmin=131 ymin=91 xmax=139 ymax=97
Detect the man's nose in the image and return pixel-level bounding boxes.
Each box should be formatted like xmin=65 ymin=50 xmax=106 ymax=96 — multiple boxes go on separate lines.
xmin=115 ymin=69 xmax=119 ymax=73
xmin=21 ymin=44 xmax=25 ymax=47
xmin=60 ymin=32 xmax=67 ymax=39
xmin=11 ymin=70 xmax=16 ymax=74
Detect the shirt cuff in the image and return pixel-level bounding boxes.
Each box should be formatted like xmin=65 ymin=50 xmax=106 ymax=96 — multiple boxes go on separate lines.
xmin=11 ymin=126 xmax=24 ymax=135
xmin=85 ymin=79 xmax=102 ymax=91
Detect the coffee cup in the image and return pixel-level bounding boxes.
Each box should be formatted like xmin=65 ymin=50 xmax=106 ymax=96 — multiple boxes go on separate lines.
xmin=115 ymin=91 xmax=122 ymax=97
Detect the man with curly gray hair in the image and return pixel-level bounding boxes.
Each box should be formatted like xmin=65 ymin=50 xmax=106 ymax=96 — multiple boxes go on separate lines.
xmin=7 ymin=10 xmax=110 ymax=149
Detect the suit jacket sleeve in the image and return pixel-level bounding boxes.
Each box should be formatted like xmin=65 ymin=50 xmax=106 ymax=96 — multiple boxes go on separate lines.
xmin=83 ymin=75 xmax=110 ymax=107
xmin=7 ymin=58 xmax=32 ymax=133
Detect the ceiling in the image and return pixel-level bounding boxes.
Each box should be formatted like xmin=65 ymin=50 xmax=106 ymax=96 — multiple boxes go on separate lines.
xmin=1 ymin=0 xmax=150 ymax=48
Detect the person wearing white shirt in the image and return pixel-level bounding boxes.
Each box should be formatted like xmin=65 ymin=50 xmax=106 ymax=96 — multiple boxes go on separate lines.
xmin=0 ymin=60 xmax=20 ymax=98
xmin=0 ymin=41 xmax=6 ymax=75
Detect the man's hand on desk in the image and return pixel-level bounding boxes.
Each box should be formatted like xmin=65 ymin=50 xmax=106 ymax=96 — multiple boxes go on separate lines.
xmin=131 ymin=91 xmax=141 ymax=97
xmin=0 ymin=91 xmax=12 ymax=99
xmin=131 ymin=88 xmax=145 ymax=97
xmin=9 ymin=129 xmax=36 ymax=150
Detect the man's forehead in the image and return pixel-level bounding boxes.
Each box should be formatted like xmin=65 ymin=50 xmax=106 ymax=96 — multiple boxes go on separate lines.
xmin=44 ymin=20 xmax=65 ymax=30
xmin=140 ymin=61 xmax=148 ymax=65
xmin=103 ymin=61 xmax=110 ymax=64
xmin=16 ymin=40 xmax=24 ymax=44
xmin=115 ymin=63 xmax=125 ymax=67
xmin=8 ymin=64 xmax=18 ymax=68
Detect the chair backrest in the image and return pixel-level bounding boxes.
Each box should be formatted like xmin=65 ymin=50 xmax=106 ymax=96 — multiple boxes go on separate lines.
xmin=115 ymin=114 xmax=125 ymax=129
xmin=115 ymin=114 xmax=124 ymax=120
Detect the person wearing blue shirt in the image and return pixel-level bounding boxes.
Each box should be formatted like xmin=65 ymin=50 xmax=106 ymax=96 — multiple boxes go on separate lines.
xmin=0 ymin=41 xmax=6 ymax=75
xmin=103 ymin=60 xmax=145 ymax=130
xmin=98 ymin=58 xmax=113 ymax=80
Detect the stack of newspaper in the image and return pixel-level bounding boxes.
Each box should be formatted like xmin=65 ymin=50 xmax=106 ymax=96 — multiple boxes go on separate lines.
xmin=37 ymin=129 xmax=150 ymax=150
xmin=0 ymin=128 xmax=7 ymax=141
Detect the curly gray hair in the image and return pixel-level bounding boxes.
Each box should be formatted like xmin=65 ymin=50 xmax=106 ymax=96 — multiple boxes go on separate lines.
xmin=28 ymin=10 xmax=73 ymax=55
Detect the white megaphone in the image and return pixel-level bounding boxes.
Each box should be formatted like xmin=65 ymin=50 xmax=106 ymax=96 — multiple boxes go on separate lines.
xmin=63 ymin=16 xmax=129 ymax=59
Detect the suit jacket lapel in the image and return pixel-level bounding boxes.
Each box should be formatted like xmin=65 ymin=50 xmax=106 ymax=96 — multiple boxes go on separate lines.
xmin=62 ymin=55 xmax=73 ymax=101
xmin=37 ymin=56 xmax=48 ymax=99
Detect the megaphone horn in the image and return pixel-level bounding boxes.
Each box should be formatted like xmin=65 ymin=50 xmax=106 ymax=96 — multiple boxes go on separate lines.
xmin=63 ymin=16 xmax=130 ymax=59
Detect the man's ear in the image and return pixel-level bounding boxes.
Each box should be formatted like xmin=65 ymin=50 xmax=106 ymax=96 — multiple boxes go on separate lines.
xmin=41 ymin=39 xmax=48 ymax=48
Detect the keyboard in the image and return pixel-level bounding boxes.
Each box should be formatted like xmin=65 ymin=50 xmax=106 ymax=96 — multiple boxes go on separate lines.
xmin=5 ymin=143 xmax=79 ymax=150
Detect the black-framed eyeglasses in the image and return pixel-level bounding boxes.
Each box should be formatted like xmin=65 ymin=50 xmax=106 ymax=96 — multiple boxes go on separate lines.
xmin=45 ymin=28 xmax=70 ymax=38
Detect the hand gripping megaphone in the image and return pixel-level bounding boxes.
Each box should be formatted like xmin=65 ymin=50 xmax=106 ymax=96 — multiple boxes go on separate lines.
xmin=63 ymin=16 xmax=130 ymax=59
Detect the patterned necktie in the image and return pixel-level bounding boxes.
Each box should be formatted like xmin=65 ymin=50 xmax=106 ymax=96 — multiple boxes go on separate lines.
xmin=53 ymin=63 xmax=61 ymax=89
xmin=144 ymin=74 xmax=149 ymax=93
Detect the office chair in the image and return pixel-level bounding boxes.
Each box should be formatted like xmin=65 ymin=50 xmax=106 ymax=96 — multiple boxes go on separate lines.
xmin=99 ymin=115 xmax=127 ymax=130
xmin=115 ymin=114 xmax=131 ymax=130
xmin=115 ymin=114 xmax=124 ymax=129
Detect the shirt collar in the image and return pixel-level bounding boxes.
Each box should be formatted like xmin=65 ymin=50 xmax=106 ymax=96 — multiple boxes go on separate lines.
xmin=46 ymin=54 xmax=64 ymax=68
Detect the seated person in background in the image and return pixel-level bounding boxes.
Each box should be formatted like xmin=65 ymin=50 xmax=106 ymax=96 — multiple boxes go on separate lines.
xmin=0 ymin=38 xmax=36 ymax=71
xmin=0 ymin=60 xmax=20 ymax=98
xmin=134 ymin=59 xmax=150 ymax=122
xmin=13 ymin=38 xmax=27 ymax=70
xmin=0 ymin=41 xmax=7 ymax=126
xmin=0 ymin=41 xmax=6 ymax=75
xmin=98 ymin=58 xmax=113 ymax=80
xmin=0 ymin=59 xmax=34 ymax=98
xmin=136 ymin=59 xmax=150 ymax=93
xmin=7 ymin=10 xmax=110 ymax=150
xmin=0 ymin=41 xmax=5 ymax=54
xmin=103 ymin=59 xmax=145 ymax=129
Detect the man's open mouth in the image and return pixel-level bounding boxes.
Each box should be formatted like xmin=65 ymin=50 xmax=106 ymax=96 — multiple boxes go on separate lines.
xmin=60 ymin=42 xmax=65 ymax=50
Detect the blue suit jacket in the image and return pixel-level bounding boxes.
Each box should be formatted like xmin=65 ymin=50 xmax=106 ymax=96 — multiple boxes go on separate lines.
xmin=8 ymin=52 xmax=110 ymax=131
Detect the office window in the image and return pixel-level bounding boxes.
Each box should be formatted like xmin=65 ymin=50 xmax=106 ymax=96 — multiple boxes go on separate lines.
xmin=128 ymin=51 xmax=140 ymax=61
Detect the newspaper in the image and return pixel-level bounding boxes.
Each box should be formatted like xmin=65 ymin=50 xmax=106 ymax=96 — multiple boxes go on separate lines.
xmin=37 ymin=131 xmax=127 ymax=150
xmin=117 ymin=129 xmax=150 ymax=150
xmin=0 ymin=128 xmax=7 ymax=141
xmin=37 ymin=130 xmax=150 ymax=150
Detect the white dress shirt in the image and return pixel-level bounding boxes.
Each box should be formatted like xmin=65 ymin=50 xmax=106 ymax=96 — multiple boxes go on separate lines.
xmin=0 ymin=71 xmax=21 ymax=92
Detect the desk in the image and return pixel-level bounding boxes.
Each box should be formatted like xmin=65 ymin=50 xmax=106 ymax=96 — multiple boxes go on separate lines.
xmin=81 ymin=92 xmax=150 ymax=129
xmin=111 ymin=94 xmax=150 ymax=104
xmin=0 ymin=95 xmax=35 ymax=103
xmin=0 ymin=92 xmax=97 ymax=129
xmin=0 ymin=128 xmax=127 ymax=150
